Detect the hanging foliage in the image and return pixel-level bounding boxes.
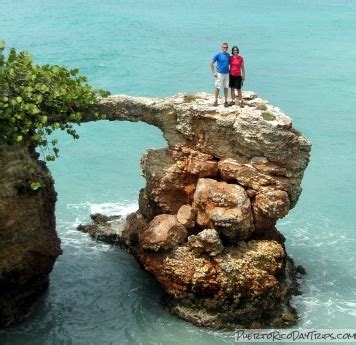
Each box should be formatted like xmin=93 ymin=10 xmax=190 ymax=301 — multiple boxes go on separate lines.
xmin=0 ymin=40 xmax=109 ymax=162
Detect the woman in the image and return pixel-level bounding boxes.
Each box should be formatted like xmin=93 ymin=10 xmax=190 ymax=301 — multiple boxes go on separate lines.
xmin=228 ymin=45 xmax=245 ymax=107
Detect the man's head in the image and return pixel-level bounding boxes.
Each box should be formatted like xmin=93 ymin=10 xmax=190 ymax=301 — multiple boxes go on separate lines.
xmin=221 ymin=43 xmax=228 ymax=52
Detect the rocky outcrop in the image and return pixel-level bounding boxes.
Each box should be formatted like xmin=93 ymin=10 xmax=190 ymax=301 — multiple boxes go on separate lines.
xmin=77 ymin=213 xmax=124 ymax=243
xmin=1 ymin=91 xmax=310 ymax=328
xmin=0 ymin=140 xmax=61 ymax=327
xmin=82 ymin=92 xmax=311 ymax=329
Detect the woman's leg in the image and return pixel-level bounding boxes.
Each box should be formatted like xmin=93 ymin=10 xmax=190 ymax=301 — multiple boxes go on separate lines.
xmin=237 ymin=89 xmax=242 ymax=102
xmin=230 ymin=88 xmax=236 ymax=102
xmin=237 ymin=89 xmax=244 ymax=107
xmin=229 ymin=88 xmax=237 ymax=105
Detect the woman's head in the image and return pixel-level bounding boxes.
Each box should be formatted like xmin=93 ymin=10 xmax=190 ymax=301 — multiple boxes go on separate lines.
xmin=231 ymin=46 xmax=239 ymax=54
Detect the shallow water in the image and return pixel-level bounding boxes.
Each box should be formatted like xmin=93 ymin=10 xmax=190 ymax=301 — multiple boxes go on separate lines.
xmin=1 ymin=0 xmax=356 ymax=344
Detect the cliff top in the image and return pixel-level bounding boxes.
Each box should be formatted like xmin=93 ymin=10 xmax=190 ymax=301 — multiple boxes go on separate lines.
xmin=99 ymin=92 xmax=311 ymax=171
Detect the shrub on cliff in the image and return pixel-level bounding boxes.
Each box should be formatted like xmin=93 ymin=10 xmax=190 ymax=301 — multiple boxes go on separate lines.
xmin=0 ymin=40 xmax=109 ymax=161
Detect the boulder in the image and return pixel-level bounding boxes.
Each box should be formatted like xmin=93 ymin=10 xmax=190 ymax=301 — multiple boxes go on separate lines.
xmin=139 ymin=214 xmax=188 ymax=251
xmin=176 ymin=204 xmax=196 ymax=228
xmin=187 ymin=229 xmax=223 ymax=256
xmin=193 ymin=178 xmax=254 ymax=241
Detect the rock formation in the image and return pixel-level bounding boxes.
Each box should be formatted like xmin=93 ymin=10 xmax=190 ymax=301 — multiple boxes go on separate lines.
xmin=0 ymin=91 xmax=311 ymax=328
xmin=0 ymin=140 xmax=61 ymax=326
xmin=85 ymin=92 xmax=311 ymax=328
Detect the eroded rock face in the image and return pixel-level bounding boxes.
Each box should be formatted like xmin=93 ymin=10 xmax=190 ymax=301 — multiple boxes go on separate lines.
xmin=0 ymin=141 xmax=62 ymax=327
xmin=96 ymin=92 xmax=311 ymax=329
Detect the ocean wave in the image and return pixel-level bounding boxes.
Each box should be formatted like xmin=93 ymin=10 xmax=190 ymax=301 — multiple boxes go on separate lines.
xmin=88 ymin=202 xmax=138 ymax=217
xmin=64 ymin=201 xmax=138 ymax=223
xmin=55 ymin=201 xmax=138 ymax=253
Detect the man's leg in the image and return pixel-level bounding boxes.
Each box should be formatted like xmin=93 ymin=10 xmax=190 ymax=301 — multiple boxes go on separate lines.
xmin=213 ymin=73 xmax=222 ymax=105
xmin=214 ymin=88 xmax=220 ymax=102
xmin=223 ymin=87 xmax=228 ymax=103
xmin=223 ymin=74 xmax=229 ymax=105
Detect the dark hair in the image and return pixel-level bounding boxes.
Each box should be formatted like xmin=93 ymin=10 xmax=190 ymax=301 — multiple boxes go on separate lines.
xmin=231 ymin=45 xmax=239 ymax=54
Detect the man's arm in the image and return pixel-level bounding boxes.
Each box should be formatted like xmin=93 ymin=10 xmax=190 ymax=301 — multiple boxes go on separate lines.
xmin=210 ymin=54 xmax=218 ymax=77
xmin=210 ymin=61 xmax=217 ymax=77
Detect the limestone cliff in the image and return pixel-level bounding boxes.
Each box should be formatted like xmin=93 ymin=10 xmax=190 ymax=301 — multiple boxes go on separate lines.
xmin=0 ymin=140 xmax=61 ymax=326
xmin=90 ymin=92 xmax=311 ymax=328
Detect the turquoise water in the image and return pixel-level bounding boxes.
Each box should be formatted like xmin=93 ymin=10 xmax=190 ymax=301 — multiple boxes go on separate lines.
xmin=1 ymin=0 xmax=356 ymax=344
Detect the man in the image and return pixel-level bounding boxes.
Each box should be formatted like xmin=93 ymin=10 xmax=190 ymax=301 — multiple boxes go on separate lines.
xmin=210 ymin=42 xmax=230 ymax=107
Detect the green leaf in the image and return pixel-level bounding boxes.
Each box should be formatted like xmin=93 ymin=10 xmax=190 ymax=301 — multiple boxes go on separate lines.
xmin=30 ymin=181 xmax=44 ymax=190
xmin=70 ymin=68 xmax=79 ymax=76
xmin=46 ymin=155 xmax=55 ymax=161
xmin=53 ymin=147 xmax=60 ymax=157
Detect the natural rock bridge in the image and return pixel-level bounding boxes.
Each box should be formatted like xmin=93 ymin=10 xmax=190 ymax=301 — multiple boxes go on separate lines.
xmin=0 ymin=92 xmax=311 ymax=328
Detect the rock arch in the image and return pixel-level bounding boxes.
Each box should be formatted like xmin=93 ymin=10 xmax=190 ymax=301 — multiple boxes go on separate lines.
xmin=0 ymin=92 xmax=311 ymax=328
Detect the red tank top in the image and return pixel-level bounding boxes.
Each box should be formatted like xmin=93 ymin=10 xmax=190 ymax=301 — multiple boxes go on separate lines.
xmin=230 ymin=55 xmax=244 ymax=76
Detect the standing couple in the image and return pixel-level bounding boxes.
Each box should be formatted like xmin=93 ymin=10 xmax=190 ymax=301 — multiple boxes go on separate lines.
xmin=210 ymin=42 xmax=245 ymax=107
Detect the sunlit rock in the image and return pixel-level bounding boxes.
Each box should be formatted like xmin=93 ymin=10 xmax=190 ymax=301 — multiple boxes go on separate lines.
xmin=98 ymin=92 xmax=311 ymax=329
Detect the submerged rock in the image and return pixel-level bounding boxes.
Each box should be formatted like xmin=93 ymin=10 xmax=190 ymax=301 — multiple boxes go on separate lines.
xmin=77 ymin=214 xmax=124 ymax=244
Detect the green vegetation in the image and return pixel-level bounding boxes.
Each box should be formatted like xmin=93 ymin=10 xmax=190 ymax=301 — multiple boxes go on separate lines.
xmin=0 ymin=40 xmax=109 ymax=162
xmin=261 ymin=112 xmax=276 ymax=121
xmin=183 ymin=94 xmax=199 ymax=103
xmin=256 ymin=102 xmax=267 ymax=110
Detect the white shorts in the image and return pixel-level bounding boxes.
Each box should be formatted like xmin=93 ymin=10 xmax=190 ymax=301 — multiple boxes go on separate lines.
xmin=215 ymin=73 xmax=229 ymax=89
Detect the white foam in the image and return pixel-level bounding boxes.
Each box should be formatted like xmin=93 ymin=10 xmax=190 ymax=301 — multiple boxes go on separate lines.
xmin=65 ymin=201 xmax=138 ymax=225
xmin=56 ymin=201 xmax=138 ymax=253
xmin=89 ymin=202 xmax=138 ymax=217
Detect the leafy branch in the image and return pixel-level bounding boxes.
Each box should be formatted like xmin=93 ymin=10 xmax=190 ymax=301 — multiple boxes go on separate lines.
xmin=0 ymin=40 xmax=109 ymax=163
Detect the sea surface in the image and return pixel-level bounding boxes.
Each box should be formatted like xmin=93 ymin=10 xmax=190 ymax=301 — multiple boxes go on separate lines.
xmin=1 ymin=1 xmax=356 ymax=344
